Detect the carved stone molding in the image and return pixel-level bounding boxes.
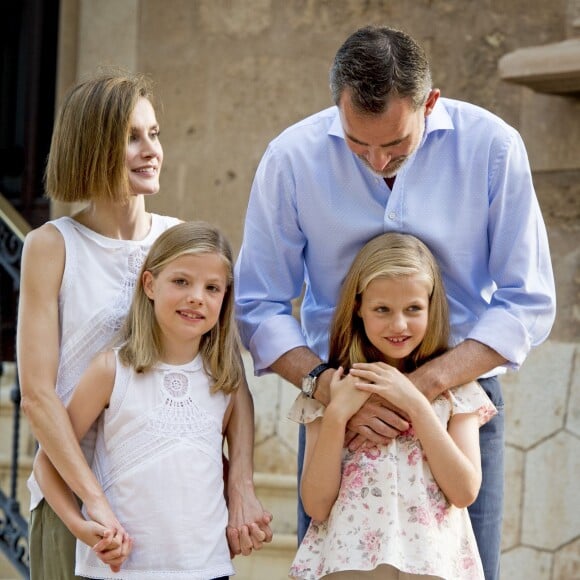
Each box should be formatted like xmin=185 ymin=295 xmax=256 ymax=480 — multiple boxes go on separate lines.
xmin=498 ymin=38 xmax=580 ymax=96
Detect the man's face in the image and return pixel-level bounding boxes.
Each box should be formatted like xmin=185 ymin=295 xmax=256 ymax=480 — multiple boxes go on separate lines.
xmin=338 ymin=89 xmax=438 ymax=179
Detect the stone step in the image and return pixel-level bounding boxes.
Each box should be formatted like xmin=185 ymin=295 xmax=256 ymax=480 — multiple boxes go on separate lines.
xmin=0 ymin=557 xmax=20 ymax=580
xmin=0 ymin=382 xmax=35 ymax=523
xmin=0 ymin=453 xmax=32 ymax=519
xmin=234 ymin=532 xmax=297 ymax=580
xmin=254 ymin=472 xmax=297 ymax=535
xmin=234 ymin=473 xmax=298 ymax=579
xmin=0 ymin=365 xmax=35 ymax=463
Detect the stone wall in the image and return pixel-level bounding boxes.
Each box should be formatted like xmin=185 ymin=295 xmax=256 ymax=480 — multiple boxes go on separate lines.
xmin=55 ymin=0 xmax=578 ymax=336
xmin=55 ymin=0 xmax=567 ymax=246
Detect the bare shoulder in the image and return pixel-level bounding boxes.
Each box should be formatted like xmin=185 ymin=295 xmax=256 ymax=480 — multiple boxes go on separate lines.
xmin=20 ymin=223 xmax=66 ymax=298
xmin=74 ymin=350 xmax=118 ymax=406
xmin=90 ymin=350 xmax=118 ymax=379
xmin=24 ymin=222 xmax=64 ymax=252
xmin=22 ymin=223 xmax=65 ymax=274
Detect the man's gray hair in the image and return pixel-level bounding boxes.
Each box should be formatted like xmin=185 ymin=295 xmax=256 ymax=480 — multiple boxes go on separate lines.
xmin=330 ymin=26 xmax=432 ymax=113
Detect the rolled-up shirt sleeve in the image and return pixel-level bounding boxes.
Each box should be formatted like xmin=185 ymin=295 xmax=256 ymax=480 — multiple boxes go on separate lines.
xmin=466 ymin=130 xmax=555 ymax=368
xmin=235 ymin=143 xmax=308 ymax=373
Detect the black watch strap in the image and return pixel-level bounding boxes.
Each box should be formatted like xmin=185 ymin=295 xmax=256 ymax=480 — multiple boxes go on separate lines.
xmin=308 ymin=362 xmax=331 ymax=378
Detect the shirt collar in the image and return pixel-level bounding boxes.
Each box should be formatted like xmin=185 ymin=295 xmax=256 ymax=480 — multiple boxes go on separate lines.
xmin=328 ymin=106 xmax=344 ymax=139
xmin=327 ymin=98 xmax=454 ymax=141
xmin=425 ymin=98 xmax=453 ymax=135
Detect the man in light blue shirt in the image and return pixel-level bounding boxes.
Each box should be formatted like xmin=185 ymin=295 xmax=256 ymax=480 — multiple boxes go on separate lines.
xmin=235 ymin=26 xmax=555 ymax=580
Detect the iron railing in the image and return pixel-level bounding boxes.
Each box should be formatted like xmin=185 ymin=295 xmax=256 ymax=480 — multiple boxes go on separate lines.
xmin=0 ymin=193 xmax=31 ymax=577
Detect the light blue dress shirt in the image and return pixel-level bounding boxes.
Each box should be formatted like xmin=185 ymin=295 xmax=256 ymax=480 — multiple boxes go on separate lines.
xmin=235 ymin=98 xmax=556 ymax=375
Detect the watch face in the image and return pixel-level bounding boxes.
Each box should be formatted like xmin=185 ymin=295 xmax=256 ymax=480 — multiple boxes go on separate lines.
xmin=302 ymin=375 xmax=315 ymax=396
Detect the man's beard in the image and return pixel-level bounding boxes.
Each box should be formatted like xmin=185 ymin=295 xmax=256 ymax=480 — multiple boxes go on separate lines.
xmin=358 ymin=154 xmax=410 ymax=178
xmin=358 ymin=121 xmax=425 ymax=179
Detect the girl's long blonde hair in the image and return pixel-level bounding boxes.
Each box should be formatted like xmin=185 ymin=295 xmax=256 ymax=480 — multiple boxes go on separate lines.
xmin=119 ymin=221 xmax=243 ymax=394
xmin=329 ymin=232 xmax=449 ymax=372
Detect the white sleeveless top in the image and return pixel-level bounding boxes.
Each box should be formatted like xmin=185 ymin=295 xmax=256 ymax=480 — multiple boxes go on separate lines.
xmin=75 ymin=352 xmax=234 ymax=580
xmin=28 ymin=213 xmax=180 ymax=510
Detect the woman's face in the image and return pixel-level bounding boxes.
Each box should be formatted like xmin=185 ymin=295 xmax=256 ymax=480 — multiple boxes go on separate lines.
xmin=126 ymin=97 xmax=163 ymax=196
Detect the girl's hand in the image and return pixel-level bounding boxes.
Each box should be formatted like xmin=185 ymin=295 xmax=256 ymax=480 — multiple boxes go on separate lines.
xmin=75 ymin=519 xmax=111 ymax=551
xmin=327 ymin=367 xmax=372 ymax=421
xmin=350 ymin=361 xmax=425 ymax=414
xmin=92 ymin=528 xmax=133 ymax=572
xmin=74 ymin=521 xmax=131 ymax=571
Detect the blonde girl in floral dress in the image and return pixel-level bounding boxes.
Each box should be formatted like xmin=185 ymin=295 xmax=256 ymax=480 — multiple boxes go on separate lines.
xmin=289 ymin=233 xmax=497 ymax=580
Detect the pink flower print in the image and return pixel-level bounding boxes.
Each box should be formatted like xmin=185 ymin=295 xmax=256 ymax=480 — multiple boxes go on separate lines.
xmin=407 ymin=505 xmax=430 ymax=526
xmin=362 ymin=446 xmax=381 ymax=460
xmin=359 ymin=529 xmax=383 ymax=553
xmin=343 ymin=462 xmax=359 ymax=477
xmin=461 ymin=555 xmax=476 ymax=570
xmin=343 ymin=461 xmax=365 ymax=490
xmin=407 ymin=447 xmax=421 ymax=466
xmin=426 ymin=482 xmax=450 ymax=524
xmin=399 ymin=424 xmax=415 ymax=438
xmin=427 ymin=483 xmax=450 ymax=524
xmin=433 ymin=503 xmax=449 ymax=524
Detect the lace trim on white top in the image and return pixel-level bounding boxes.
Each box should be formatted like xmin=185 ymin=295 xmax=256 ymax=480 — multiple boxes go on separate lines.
xmin=93 ymin=363 xmax=223 ymax=493
xmin=55 ymin=245 xmax=147 ymax=405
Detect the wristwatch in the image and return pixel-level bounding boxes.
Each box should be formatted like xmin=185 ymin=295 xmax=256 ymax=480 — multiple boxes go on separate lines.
xmin=301 ymin=363 xmax=331 ymax=398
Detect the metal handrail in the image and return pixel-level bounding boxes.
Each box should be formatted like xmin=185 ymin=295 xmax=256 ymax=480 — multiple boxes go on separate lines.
xmin=0 ymin=192 xmax=31 ymax=577
xmin=0 ymin=194 xmax=31 ymax=241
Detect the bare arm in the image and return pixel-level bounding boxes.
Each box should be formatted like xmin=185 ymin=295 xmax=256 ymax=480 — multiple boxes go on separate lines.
xmin=33 ymin=448 xmax=130 ymax=571
xmin=17 ymin=226 xmax=124 ymax=530
xmin=224 ymin=374 xmax=273 ymax=557
xmin=354 ymin=363 xmax=482 ymax=507
xmin=270 ymin=346 xmax=326 ymax=398
xmin=272 ymin=347 xmax=409 ymax=448
xmin=33 ymin=450 xmax=109 ymax=548
xmin=33 ymin=351 xmax=131 ymax=570
xmin=300 ymin=370 xmax=370 ymax=521
xmin=408 ymin=339 xmax=507 ymax=402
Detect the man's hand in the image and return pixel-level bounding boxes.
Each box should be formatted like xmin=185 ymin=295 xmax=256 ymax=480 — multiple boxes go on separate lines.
xmin=344 ymin=393 xmax=409 ymax=451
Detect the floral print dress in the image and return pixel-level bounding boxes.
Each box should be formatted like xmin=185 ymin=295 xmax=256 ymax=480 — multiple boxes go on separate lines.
xmin=288 ymin=381 xmax=497 ymax=580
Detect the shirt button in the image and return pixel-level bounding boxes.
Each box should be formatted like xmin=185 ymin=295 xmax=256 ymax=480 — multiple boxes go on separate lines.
xmin=388 ymin=212 xmax=396 ymax=220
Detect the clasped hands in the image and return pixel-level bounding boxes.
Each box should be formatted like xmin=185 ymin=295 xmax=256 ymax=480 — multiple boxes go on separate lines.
xmin=83 ymin=489 xmax=273 ymax=571
xmin=87 ymin=517 xmax=273 ymax=571
xmin=331 ymin=362 xmax=416 ymax=450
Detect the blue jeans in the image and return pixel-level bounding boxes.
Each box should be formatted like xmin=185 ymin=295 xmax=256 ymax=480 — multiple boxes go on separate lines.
xmin=468 ymin=376 xmax=504 ymax=580
xmin=297 ymin=376 xmax=504 ymax=580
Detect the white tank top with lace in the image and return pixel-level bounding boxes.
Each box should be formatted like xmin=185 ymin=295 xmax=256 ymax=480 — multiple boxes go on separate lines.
xmin=75 ymin=352 xmax=233 ymax=580
xmin=27 ymin=213 xmax=180 ymax=510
